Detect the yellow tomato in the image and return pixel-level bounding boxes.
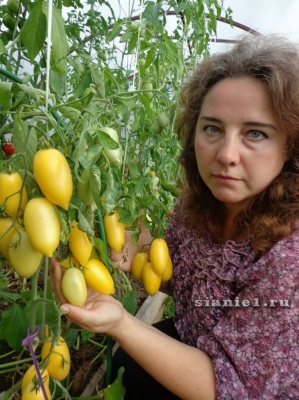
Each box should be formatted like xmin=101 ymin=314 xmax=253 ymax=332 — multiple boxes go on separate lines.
xmin=24 ymin=197 xmax=61 ymax=257
xmin=22 ymin=380 xmax=52 ymax=400
xmin=33 ymin=149 xmax=73 ymax=210
xmin=0 ymin=217 xmax=19 ymax=259
xmin=132 ymin=252 xmax=148 ymax=281
xmin=61 ymin=267 xmax=87 ymax=307
xmin=0 ymin=172 xmax=28 ymax=217
xmin=9 ymin=229 xmax=43 ymax=278
xmin=142 ymin=261 xmax=161 ymax=296
xmin=68 ymin=222 xmax=92 ymax=266
xmin=103 ymin=211 xmax=125 ymax=253
xmin=83 ymin=258 xmax=114 ymax=294
xmin=41 ymin=336 xmax=70 ymax=381
xmin=149 ymin=238 xmax=169 ymax=276
xmin=161 ymin=255 xmax=173 ymax=282
xmin=21 ymin=364 xmax=50 ymax=393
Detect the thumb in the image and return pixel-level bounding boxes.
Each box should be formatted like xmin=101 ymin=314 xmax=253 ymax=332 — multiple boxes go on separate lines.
xmin=59 ymin=304 xmax=94 ymax=330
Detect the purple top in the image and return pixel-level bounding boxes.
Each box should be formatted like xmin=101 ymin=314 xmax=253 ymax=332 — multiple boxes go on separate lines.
xmin=165 ymin=202 xmax=299 ymax=399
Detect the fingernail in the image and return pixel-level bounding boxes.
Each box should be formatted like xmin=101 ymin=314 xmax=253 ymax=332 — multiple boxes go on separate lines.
xmin=60 ymin=305 xmax=70 ymax=315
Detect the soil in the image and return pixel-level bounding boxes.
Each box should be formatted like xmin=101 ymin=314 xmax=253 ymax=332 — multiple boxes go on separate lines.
xmin=0 ymin=269 xmax=148 ymax=397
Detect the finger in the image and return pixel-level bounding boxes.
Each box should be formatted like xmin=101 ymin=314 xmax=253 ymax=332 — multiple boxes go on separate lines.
xmin=49 ymin=257 xmax=67 ymax=303
xmin=59 ymin=303 xmax=101 ymax=332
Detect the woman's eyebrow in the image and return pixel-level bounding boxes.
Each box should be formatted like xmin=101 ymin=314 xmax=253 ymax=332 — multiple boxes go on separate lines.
xmin=198 ymin=116 xmax=222 ymax=123
xmin=244 ymin=121 xmax=277 ymax=130
xmin=198 ymin=116 xmax=278 ymax=131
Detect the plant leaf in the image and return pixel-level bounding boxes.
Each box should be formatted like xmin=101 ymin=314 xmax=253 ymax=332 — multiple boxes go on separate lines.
xmin=20 ymin=0 xmax=46 ymax=62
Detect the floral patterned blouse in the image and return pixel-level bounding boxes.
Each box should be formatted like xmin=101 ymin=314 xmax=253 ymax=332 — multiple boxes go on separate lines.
xmin=165 ymin=202 xmax=299 ymax=399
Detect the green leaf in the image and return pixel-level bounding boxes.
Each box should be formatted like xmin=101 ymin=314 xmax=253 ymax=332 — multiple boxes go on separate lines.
xmin=43 ymin=4 xmax=69 ymax=76
xmin=2 ymin=304 xmax=28 ymax=352
xmin=0 ymin=39 xmax=7 ymax=55
xmin=13 ymin=116 xmax=37 ymax=171
xmin=102 ymin=168 xmax=121 ymax=216
xmin=98 ymin=129 xmax=119 ymax=150
xmin=103 ymin=367 xmax=126 ymax=400
xmin=0 ymin=273 xmax=9 ymax=290
xmin=89 ymin=165 xmax=102 ymax=208
xmin=0 ymin=290 xmax=22 ymax=301
xmin=0 ymin=82 xmax=13 ymax=111
xmin=120 ymin=290 xmax=137 ymax=315
xmin=20 ymin=0 xmax=46 ymax=62
xmin=106 ymin=20 xmax=122 ymax=43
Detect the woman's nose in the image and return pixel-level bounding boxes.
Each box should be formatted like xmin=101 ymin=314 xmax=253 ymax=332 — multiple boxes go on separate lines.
xmin=216 ymin=135 xmax=241 ymax=166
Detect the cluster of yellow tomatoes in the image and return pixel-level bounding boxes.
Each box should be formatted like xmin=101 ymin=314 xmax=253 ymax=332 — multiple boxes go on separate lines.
xmin=60 ymin=219 xmax=115 ymax=307
xmin=132 ymin=238 xmax=173 ymax=296
xmin=21 ymin=335 xmax=70 ymax=399
xmin=0 ymin=148 xmax=74 ymax=277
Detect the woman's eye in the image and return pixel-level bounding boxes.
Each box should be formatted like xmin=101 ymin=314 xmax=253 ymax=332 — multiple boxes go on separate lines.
xmin=248 ymin=130 xmax=266 ymax=140
xmin=204 ymin=125 xmax=221 ymax=134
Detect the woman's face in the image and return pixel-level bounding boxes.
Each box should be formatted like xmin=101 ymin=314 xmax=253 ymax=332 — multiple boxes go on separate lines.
xmin=194 ymin=77 xmax=288 ymax=217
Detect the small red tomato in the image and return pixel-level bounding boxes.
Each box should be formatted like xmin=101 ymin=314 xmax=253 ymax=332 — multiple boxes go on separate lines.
xmin=2 ymin=143 xmax=15 ymax=156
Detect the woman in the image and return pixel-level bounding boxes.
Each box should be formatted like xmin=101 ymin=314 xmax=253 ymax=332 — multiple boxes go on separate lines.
xmin=51 ymin=34 xmax=299 ymax=399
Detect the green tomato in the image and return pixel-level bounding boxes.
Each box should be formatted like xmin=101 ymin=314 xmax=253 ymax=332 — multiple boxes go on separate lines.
xmin=142 ymin=82 xmax=153 ymax=98
xmin=61 ymin=267 xmax=87 ymax=307
xmin=158 ymin=112 xmax=170 ymax=129
xmin=7 ymin=0 xmax=19 ymax=14
xmin=3 ymin=13 xmax=16 ymax=30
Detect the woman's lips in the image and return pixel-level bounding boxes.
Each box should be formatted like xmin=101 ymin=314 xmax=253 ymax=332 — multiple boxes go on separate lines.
xmin=212 ymin=174 xmax=240 ymax=181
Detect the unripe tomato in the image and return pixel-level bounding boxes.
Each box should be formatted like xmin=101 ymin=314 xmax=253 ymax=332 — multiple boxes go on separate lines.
xmin=143 ymin=82 xmax=153 ymax=98
xmin=21 ymin=364 xmax=50 ymax=393
xmin=103 ymin=211 xmax=125 ymax=253
xmin=149 ymin=238 xmax=169 ymax=276
xmin=61 ymin=267 xmax=87 ymax=307
xmin=0 ymin=217 xmax=19 ymax=259
xmin=0 ymin=172 xmax=28 ymax=217
xmin=158 ymin=111 xmax=170 ymax=129
xmin=132 ymin=252 xmax=148 ymax=281
xmin=142 ymin=261 xmax=161 ymax=296
xmin=22 ymin=380 xmax=52 ymax=400
xmin=77 ymin=169 xmax=94 ymax=205
xmin=7 ymin=0 xmax=19 ymax=14
xmin=41 ymin=336 xmax=70 ymax=381
xmin=33 ymin=149 xmax=73 ymax=210
xmin=24 ymin=197 xmax=61 ymax=257
xmin=161 ymin=255 xmax=173 ymax=282
xmin=101 ymin=127 xmax=123 ymax=168
xmin=9 ymin=229 xmax=43 ymax=278
xmin=68 ymin=221 xmax=92 ymax=266
xmin=3 ymin=13 xmax=16 ymax=30
xmin=83 ymin=258 xmax=114 ymax=294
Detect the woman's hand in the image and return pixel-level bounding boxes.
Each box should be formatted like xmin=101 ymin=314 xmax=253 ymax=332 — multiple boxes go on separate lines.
xmin=50 ymin=258 xmax=125 ymax=336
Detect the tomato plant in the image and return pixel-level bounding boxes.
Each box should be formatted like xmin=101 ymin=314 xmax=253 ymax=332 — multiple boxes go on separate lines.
xmin=0 ymin=0 xmax=232 ymax=397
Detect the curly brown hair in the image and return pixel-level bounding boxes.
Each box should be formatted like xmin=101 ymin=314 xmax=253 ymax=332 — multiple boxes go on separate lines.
xmin=175 ymin=34 xmax=299 ymax=254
